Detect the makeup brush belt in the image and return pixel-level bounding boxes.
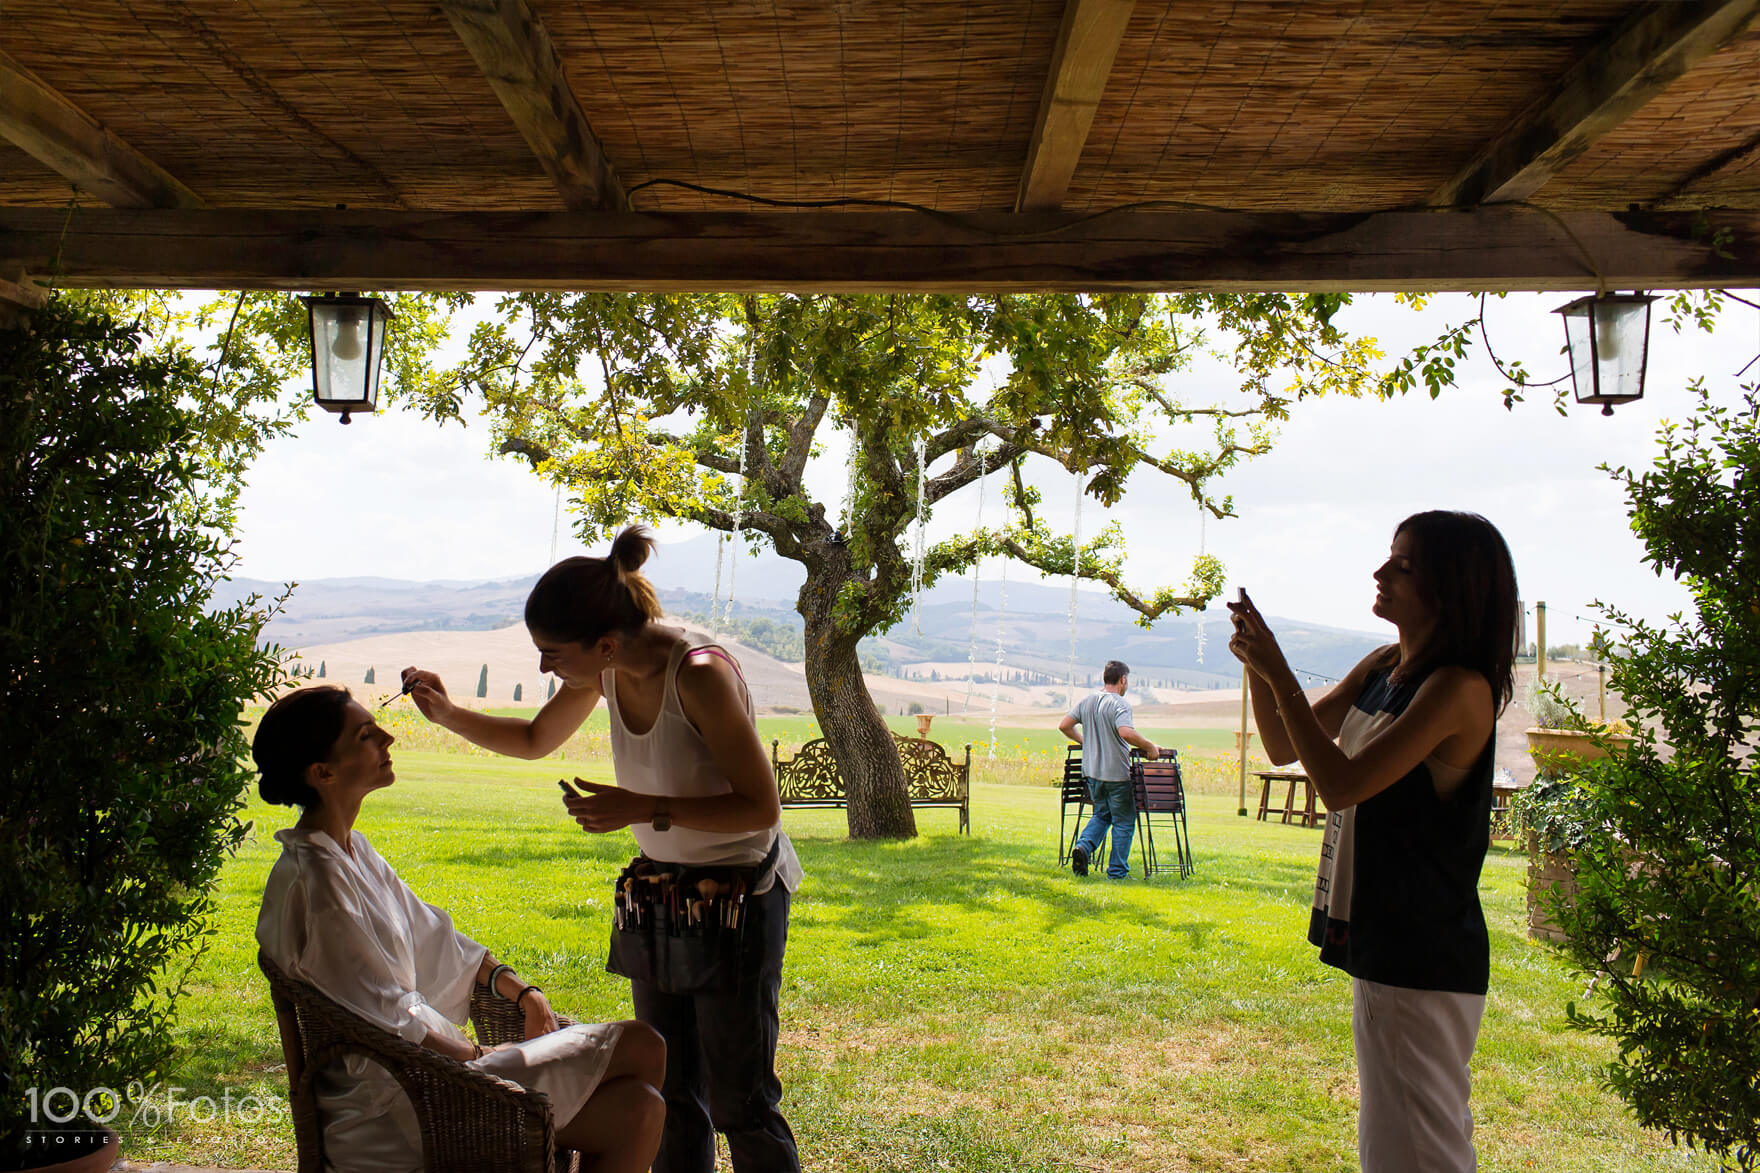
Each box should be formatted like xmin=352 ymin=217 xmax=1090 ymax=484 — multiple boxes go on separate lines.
xmin=605 ymin=838 xmax=778 ymax=995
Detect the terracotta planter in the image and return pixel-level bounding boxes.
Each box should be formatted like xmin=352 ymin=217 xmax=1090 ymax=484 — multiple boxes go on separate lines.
xmin=1524 ymin=727 xmax=1629 ymax=776
xmin=15 ymin=1129 xmax=118 ymax=1173
xmin=915 ymin=714 xmax=933 ymax=737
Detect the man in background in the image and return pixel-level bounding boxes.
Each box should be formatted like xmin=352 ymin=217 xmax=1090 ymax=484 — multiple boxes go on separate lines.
xmin=1059 ymin=659 xmax=1161 ymax=878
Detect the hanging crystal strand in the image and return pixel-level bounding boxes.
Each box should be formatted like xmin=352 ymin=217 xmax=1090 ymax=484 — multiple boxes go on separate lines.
xmin=724 ymin=421 xmax=749 ymax=626
xmin=548 ymin=484 xmax=562 ymax=567
xmin=965 ymin=446 xmax=987 ymax=711
xmin=989 ymin=555 xmax=1007 ymax=761
xmin=1067 ymin=466 xmax=1083 ymax=697
xmin=709 ymin=532 xmax=726 ymax=641
xmin=841 ymin=420 xmax=860 ymax=531
xmin=1194 ymin=505 xmax=1208 ymax=666
xmin=911 ymin=435 xmax=928 ymax=634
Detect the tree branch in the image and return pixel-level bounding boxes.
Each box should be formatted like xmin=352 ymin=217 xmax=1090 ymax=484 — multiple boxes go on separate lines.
xmin=995 ymin=536 xmax=1206 ymax=622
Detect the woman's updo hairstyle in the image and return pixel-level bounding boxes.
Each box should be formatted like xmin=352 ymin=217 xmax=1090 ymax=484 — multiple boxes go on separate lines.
xmin=525 ymin=525 xmax=665 ymax=646
xmin=252 ymin=685 xmax=353 ymax=809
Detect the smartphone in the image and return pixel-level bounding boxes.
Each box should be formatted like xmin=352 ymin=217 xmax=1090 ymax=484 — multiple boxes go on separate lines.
xmin=556 ymin=779 xmax=579 ymax=797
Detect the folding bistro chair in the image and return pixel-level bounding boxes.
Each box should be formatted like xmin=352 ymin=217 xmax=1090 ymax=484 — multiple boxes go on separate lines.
xmin=1058 ymin=744 xmax=1106 ymax=873
xmin=1131 ymin=749 xmax=1193 ymax=878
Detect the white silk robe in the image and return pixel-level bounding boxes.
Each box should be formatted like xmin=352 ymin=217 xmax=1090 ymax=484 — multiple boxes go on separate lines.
xmin=257 ymin=827 xmax=620 ymax=1173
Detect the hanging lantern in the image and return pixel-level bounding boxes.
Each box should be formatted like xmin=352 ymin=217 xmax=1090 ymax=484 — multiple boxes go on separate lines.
xmin=304 ymin=293 xmax=393 ymax=424
xmin=1553 ymin=292 xmax=1656 ymax=416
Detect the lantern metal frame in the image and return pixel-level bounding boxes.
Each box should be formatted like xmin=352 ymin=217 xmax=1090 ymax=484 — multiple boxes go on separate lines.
xmin=1553 ymin=291 xmax=1656 ymax=416
xmin=303 ymin=292 xmax=393 ymax=424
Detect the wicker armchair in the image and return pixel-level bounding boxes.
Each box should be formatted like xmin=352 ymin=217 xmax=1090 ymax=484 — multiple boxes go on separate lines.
xmin=259 ymin=950 xmax=577 ymax=1173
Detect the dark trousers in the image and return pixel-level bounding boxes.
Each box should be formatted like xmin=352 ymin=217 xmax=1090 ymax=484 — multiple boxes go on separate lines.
xmin=631 ymin=882 xmax=799 ymax=1173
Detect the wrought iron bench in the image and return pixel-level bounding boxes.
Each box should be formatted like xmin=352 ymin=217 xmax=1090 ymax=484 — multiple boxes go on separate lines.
xmin=772 ymin=734 xmax=971 ymax=833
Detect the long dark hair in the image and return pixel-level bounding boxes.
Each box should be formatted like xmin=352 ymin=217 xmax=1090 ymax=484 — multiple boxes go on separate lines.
xmin=524 ymin=525 xmax=665 ymax=645
xmin=252 ymin=685 xmax=353 ymax=808
xmin=1393 ymin=511 xmax=1519 ymax=712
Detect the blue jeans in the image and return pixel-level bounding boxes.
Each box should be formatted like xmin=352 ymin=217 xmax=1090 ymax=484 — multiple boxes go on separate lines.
xmin=1077 ymin=776 xmax=1136 ymax=878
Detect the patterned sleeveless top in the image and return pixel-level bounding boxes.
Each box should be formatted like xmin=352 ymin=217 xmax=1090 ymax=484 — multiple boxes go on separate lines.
xmin=1309 ymin=667 xmax=1495 ymax=994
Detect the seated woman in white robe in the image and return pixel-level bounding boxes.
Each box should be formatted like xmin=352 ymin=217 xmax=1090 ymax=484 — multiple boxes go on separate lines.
xmin=253 ymin=686 xmax=664 ymax=1173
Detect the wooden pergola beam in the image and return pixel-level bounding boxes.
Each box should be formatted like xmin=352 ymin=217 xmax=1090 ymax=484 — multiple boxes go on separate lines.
xmin=1433 ymin=0 xmax=1760 ymax=207
xmin=1015 ymin=0 xmax=1136 ymax=212
xmin=438 ymin=0 xmax=627 ymax=212
xmin=0 ymin=50 xmax=205 ymax=209
xmin=4 ymin=207 xmax=1756 ymax=293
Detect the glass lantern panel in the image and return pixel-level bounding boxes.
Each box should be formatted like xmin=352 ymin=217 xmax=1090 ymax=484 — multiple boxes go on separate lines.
xmin=1560 ymin=304 xmax=1596 ymax=399
xmin=1591 ymin=299 xmax=1648 ymax=404
xmin=364 ymin=303 xmax=389 ymax=404
xmin=316 ymin=307 xmax=372 ymax=407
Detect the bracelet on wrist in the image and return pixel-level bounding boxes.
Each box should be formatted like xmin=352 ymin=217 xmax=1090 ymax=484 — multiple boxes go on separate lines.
xmin=485 ymin=963 xmax=516 ymax=998
xmin=515 ymin=984 xmax=543 ymax=1009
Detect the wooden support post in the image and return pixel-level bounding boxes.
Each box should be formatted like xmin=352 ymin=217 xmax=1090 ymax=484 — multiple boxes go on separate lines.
xmin=1537 ymin=601 xmax=1548 ymax=680
xmin=1237 ymin=665 xmax=1250 ymax=816
xmin=1598 ymin=663 xmax=1607 ymax=723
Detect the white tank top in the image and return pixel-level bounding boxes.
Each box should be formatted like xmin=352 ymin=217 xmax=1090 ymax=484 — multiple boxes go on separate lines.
xmin=603 ymin=639 xmax=801 ymax=892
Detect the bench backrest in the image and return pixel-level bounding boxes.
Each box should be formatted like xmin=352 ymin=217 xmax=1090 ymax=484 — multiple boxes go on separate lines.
xmin=774 ymin=735 xmax=968 ymax=802
xmin=773 ymin=738 xmax=845 ymax=803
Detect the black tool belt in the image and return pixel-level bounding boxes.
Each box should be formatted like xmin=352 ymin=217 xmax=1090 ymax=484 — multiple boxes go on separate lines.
xmin=605 ymin=836 xmax=778 ymax=995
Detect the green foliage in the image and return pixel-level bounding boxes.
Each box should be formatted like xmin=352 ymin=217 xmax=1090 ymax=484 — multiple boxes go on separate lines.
xmin=476 ymin=663 xmax=488 ymax=699
xmin=0 ymin=300 xmax=284 ymax=1161
xmin=429 ymin=292 xmax=1457 ymax=649
xmin=364 ymin=665 xmax=376 ymax=685
xmin=684 ymin=612 xmax=807 ymax=662
xmin=1508 ymin=771 xmax=1602 ymax=855
xmin=317 ymin=659 xmax=326 ymax=679
xmin=1554 ymin=380 xmax=1760 ymax=1170
xmin=513 ymin=682 xmax=523 ymax=702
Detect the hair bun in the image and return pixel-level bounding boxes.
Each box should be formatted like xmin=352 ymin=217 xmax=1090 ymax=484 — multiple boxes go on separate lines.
xmin=608 ymin=525 xmax=655 ymax=576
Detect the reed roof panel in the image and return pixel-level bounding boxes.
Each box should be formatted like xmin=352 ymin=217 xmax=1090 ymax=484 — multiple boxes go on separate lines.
xmin=2 ymin=0 xmax=1757 ymax=216
xmin=1547 ymin=26 xmax=1760 ymax=209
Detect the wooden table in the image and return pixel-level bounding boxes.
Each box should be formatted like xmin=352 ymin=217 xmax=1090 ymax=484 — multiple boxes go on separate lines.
xmin=1490 ymin=779 xmax=1526 ymax=843
xmin=1256 ymin=770 xmax=1321 ymax=828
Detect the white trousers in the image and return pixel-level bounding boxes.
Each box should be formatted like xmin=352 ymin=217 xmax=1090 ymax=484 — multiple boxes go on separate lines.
xmin=1352 ymin=978 xmax=1485 ymax=1173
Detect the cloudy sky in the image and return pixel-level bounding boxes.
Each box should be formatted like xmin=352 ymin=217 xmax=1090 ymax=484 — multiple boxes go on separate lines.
xmin=231 ymin=291 xmax=1757 ymax=646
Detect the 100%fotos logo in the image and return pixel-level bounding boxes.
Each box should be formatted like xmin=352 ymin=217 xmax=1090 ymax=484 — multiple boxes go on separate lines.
xmin=26 ymin=1081 xmax=285 ymax=1130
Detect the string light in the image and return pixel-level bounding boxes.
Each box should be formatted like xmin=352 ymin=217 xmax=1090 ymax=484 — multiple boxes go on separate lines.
xmin=911 ymin=436 xmax=928 ymax=634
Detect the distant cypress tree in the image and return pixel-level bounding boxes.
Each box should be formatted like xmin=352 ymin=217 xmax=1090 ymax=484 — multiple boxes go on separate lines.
xmin=317 ymin=660 xmax=326 ymax=679
xmin=364 ymin=666 xmax=375 ymax=684
xmin=513 ymin=683 xmax=523 ymax=702
xmin=476 ymin=664 xmax=488 ymax=698
xmin=548 ymin=678 xmax=557 ymax=699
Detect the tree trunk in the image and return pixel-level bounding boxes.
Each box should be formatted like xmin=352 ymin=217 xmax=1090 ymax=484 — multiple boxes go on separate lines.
xmin=799 ymin=569 xmax=917 ymax=839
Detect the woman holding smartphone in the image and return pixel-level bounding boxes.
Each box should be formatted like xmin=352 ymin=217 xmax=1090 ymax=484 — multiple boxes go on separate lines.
xmin=1227 ymin=510 xmax=1518 ymax=1173
xmin=401 ymin=526 xmax=801 ymax=1173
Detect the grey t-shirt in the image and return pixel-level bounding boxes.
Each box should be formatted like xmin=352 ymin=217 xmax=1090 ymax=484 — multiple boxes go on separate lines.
xmin=1068 ymin=690 xmax=1135 ymax=781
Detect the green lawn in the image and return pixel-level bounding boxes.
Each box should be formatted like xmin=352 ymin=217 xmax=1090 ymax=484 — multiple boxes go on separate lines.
xmin=138 ymin=749 xmax=1711 ymax=1171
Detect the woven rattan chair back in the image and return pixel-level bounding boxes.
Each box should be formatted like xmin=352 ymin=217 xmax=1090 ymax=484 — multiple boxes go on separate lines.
xmin=258 ymin=950 xmax=563 ymax=1173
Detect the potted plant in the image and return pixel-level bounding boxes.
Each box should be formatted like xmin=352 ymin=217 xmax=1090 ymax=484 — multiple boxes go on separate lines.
xmin=1506 ymin=770 xmax=1601 ymax=942
xmin=1 ymin=301 xmax=284 ymax=1169
xmin=1522 ymin=679 xmax=1630 ymax=775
